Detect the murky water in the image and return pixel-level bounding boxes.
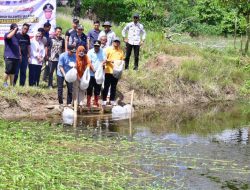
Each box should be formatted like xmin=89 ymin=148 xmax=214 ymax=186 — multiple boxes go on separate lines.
xmin=60 ymin=102 xmax=250 ymax=189
xmin=8 ymin=102 xmax=249 ymax=189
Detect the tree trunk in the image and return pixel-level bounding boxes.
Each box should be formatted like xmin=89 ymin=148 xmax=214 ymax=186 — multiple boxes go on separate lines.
xmin=234 ymin=16 xmax=237 ymax=49
xmin=244 ymin=14 xmax=250 ymax=54
xmin=240 ymin=34 xmax=243 ymax=53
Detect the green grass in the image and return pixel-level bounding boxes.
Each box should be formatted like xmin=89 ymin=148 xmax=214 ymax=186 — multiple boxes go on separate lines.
xmin=124 ymin=40 xmax=250 ymax=99
xmin=0 ymin=112 xmax=249 ymax=189
xmin=0 ymin=8 xmax=249 ymax=103
xmin=0 ymin=120 xmax=135 ymax=189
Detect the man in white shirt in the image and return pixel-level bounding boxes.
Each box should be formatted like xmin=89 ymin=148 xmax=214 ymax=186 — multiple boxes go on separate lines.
xmin=122 ymin=13 xmax=146 ymax=70
xmin=98 ymin=21 xmax=116 ymax=47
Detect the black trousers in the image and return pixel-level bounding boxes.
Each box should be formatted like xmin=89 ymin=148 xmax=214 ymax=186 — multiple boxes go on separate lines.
xmin=57 ymin=75 xmax=73 ymax=105
xmin=29 ymin=64 xmax=42 ymax=86
xmin=48 ymin=61 xmax=58 ymax=87
xmin=87 ymin=76 xmax=102 ymax=96
xmin=125 ymin=43 xmax=140 ymax=70
xmin=102 ymin=73 xmax=118 ymax=101
xmin=43 ymin=61 xmax=50 ymax=81
xmin=14 ymin=56 xmax=28 ymax=86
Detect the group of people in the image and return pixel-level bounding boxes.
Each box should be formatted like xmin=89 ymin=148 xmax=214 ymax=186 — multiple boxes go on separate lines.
xmin=3 ymin=13 xmax=146 ymax=108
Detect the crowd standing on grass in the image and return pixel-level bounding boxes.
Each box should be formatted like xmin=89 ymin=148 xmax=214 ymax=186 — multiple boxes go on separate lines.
xmin=2 ymin=14 xmax=146 ymax=108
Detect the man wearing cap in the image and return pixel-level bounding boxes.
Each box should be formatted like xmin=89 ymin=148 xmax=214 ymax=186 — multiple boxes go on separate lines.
xmin=3 ymin=23 xmax=20 ymax=87
xmin=14 ymin=23 xmax=30 ymax=86
xmin=57 ymin=45 xmax=76 ymax=106
xmin=87 ymin=40 xmax=106 ymax=107
xmin=43 ymin=3 xmax=54 ymax=24
xmin=98 ymin=21 xmax=116 ymax=47
xmin=65 ymin=18 xmax=79 ymax=51
xmin=69 ymin=24 xmax=88 ymax=51
xmin=102 ymin=37 xmax=124 ymax=106
xmin=87 ymin=20 xmax=101 ymax=50
xmin=122 ymin=13 xmax=146 ymax=70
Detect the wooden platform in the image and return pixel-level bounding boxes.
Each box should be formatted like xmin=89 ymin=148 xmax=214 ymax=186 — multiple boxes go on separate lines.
xmin=103 ymin=105 xmax=113 ymax=113
xmin=77 ymin=105 xmax=113 ymax=114
xmin=46 ymin=104 xmax=114 ymax=116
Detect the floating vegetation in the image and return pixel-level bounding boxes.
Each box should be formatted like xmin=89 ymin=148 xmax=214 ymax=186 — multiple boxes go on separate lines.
xmin=0 ymin=104 xmax=249 ymax=190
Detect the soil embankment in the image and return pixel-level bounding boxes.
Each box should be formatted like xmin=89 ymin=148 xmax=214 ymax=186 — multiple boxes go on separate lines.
xmin=0 ymin=54 xmax=246 ymax=119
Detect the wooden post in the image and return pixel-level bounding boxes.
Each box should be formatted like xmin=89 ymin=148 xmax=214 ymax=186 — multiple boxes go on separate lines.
xmin=129 ymin=116 xmax=132 ymax=140
xmin=130 ymin=90 xmax=134 ymax=108
xmin=73 ymin=96 xmax=77 ymax=128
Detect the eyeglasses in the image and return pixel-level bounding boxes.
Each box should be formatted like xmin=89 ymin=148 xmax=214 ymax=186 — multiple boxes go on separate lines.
xmin=134 ymin=17 xmax=139 ymax=19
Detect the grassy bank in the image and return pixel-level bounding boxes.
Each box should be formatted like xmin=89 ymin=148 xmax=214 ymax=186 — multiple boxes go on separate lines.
xmin=123 ymin=38 xmax=250 ymax=100
xmin=0 ymin=9 xmax=249 ymax=104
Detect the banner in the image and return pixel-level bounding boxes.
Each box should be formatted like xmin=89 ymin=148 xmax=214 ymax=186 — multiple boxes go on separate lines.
xmin=0 ymin=0 xmax=56 ymax=44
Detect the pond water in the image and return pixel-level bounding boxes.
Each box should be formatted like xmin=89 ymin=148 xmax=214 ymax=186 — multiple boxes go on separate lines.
xmin=59 ymin=102 xmax=250 ymax=189
xmin=5 ymin=103 xmax=250 ymax=190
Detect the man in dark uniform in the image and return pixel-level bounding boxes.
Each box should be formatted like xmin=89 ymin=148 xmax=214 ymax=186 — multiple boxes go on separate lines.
xmin=43 ymin=3 xmax=54 ymax=23
xmin=42 ymin=22 xmax=51 ymax=82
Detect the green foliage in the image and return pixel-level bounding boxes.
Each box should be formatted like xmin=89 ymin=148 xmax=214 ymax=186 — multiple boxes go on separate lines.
xmin=165 ymin=0 xmax=249 ymax=36
xmin=71 ymin=0 xmax=167 ymax=30
xmin=62 ymin=0 xmax=250 ymax=36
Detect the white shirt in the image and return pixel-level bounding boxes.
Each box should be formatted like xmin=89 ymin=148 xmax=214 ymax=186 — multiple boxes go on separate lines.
xmin=122 ymin=22 xmax=146 ymax=45
xmin=101 ymin=44 xmax=108 ymax=51
xmin=30 ymin=39 xmax=45 ymax=65
xmin=98 ymin=30 xmax=116 ymax=47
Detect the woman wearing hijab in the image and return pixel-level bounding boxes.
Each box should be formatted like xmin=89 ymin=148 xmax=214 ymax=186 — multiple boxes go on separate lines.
xmin=73 ymin=46 xmax=93 ymax=112
xmin=29 ymin=31 xmax=45 ymax=86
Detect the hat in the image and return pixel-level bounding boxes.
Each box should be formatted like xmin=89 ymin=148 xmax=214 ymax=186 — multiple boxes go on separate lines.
xmin=113 ymin=37 xmax=120 ymax=42
xmin=10 ymin=23 xmax=18 ymax=30
xmin=93 ymin=40 xmax=101 ymax=46
xmin=77 ymin=24 xmax=84 ymax=29
xmin=73 ymin=18 xmax=79 ymax=24
xmin=67 ymin=45 xmax=76 ymax=53
xmin=133 ymin=13 xmax=140 ymax=18
xmin=102 ymin=21 xmax=112 ymax=27
xmin=43 ymin=3 xmax=54 ymax=11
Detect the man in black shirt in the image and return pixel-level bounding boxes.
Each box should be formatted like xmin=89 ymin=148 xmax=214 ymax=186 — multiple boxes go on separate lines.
xmin=14 ymin=23 xmax=30 ymax=86
xmin=65 ymin=18 xmax=79 ymax=51
xmin=42 ymin=22 xmax=51 ymax=82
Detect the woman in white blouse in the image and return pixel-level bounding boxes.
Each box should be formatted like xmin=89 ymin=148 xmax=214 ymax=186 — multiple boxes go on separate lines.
xmin=29 ymin=31 xmax=45 ymax=86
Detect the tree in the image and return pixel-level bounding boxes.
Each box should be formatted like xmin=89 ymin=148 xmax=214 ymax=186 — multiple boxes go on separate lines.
xmin=220 ymin=0 xmax=250 ymax=54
